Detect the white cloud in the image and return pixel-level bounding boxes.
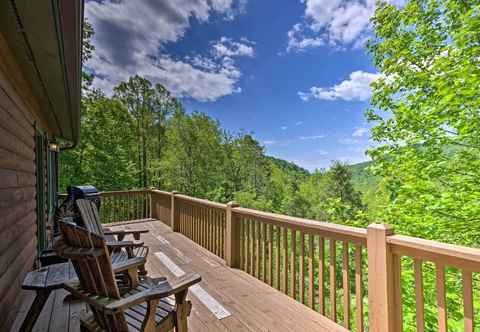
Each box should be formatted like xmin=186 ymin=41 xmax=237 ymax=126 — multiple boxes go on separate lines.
xmin=298 ymin=71 xmax=382 ymax=102
xmin=352 ymin=127 xmax=369 ymax=137
xmin=317 ymin=149 xmax=328 ymax=155
xmin=212 ymin=37 xmax=255 ymax=58
xmin=287 ymin=0 xmax=405 ymax=52
xmin=296 ymin=121 xmax=304 ymax=126
xmin=281 ymin=126 xmax=288 ymax=130
xmin=85 ymin=0 xmax=250 ymax=101
xmin=287 ymin=23 xmax=324 ymax=53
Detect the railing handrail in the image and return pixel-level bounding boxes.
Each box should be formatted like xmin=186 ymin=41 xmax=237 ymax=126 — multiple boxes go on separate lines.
xmin=149 ymin=189 xmax=171 ymax=197
xmin=100 ymin=189 xmax=147 ymax=196
xmin=233 ymin=206 xmax=367 ymax=244
xmin=174 ymin=193 xmax=227 ymax=210
xmin=388 ymin=234 xmax=480 ymax=271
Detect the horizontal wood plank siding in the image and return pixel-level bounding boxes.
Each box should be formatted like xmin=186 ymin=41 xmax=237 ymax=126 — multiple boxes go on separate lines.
xmin=0 ymin=32 xmax=38 ymax=332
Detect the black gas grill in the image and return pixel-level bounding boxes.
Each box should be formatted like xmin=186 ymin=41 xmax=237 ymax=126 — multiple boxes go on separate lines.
xmin=55 ymin=185 xmax=101 ymax=231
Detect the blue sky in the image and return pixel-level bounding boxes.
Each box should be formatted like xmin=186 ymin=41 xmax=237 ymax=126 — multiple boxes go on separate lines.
xmin=85 ymin=0 xmax=396 ymax=171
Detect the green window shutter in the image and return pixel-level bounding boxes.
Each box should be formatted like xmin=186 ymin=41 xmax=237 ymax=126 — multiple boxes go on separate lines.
xmin=35 ymin=129 xmax=59 ymax=252
xmin=35 ymin=129 xmax=47 ymax=251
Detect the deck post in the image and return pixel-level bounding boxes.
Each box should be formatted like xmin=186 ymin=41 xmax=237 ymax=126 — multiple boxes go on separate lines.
xmin=225 ymin=201 xmax=240 ymax=267
xmin=367 ymin=223 xmax=398 ymax=332
xmin=171 ymin=191 xmax=180 ymax=231
xmin=150 ymin=189 xmax=159 ymax=220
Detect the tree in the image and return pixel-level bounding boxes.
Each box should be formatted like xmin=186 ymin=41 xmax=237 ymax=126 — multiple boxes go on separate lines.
xmin=367 ymin=0 xmax=480 ymax=245
xmin=82 ymin=19 xmax=95 ymax=89
xmin=114 ymin=76 xmax=177 ymax=188
xmin=298 ymin=162 xmax=364 ymax=223
xmin=59 ymin=92 xmax=137 ymax=191
xmin=160 ymin=110 xmax=224 ymax=198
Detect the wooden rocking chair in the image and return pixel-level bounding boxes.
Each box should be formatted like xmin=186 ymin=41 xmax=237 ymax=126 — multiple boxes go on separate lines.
xmin=76 ymin=199 xmax=150 ymax=275
xmin=58 ymin=220 xmax=201 ymax=332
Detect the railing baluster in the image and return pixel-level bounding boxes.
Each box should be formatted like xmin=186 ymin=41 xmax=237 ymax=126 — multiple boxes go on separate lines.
xmin=308 ymin=234 xmax=314 ymax=309
xmin=201 ymin=206 xmax=205 ymax=248
xmin=282 ymin=226 xmax=288 ymax=294
xmin=112 ymin=195 xmax=116 ymax=222
xmin=193 ymin=205 xmax=197 ymax=243
xmin=291 ymin=228 xmax=296 ymax=299
xmin=393 ymin=254 xmax=402 ymax=332
xmin=204 ymin=207 xmax=209 ymax=249
xmin=268 ymin=224 xmax=273 ymax=286
xmin=262 ymin=223 xmax=267 ymax=283
xmin=183 ymin=202 xmax=187 ymax=237
xmin=414 ymin=259 xmax=424 ymax=332
xmin=250 ymin=220 xmax=255 ymax=275
xmin=343 ymin=241 xmax=350 ymax=329
xmin=182 ymin=202 xmax=186 ymax=238
xmin=239 ymin=218 xmax=244 ymax=269
xmin=276 ymin=226 xmax=280 ymax=290
xmin=300 ymin=231 xmax=305 ymax=304
xmin=196 ymin=205 xmax=200 ymax=243
xmin=355 ymin=244 xmax=364 ymax=332
xmin=208 ymin=208 xmax=213 ymax=253
xmin=214 ymin=211 xmax=222 ymax=257
xmin=319 ymin=237 xmax=325 ymax=315
xmin=221 ymin=211 xmax=225 ymax=258
xmin=330 ymin=239 xmax=337 ymax=322
xmin=179 ymin=202 xmax=183 ymax=234
xmin=245 ymin=218 xmax=249 ymax=270
xmin=255 ymin=220 xmax=260 ymax=279
xmin=189 ymin=203 xmax=193 ymax=240
xmin=462 ymin=270 xmax=474 ymax=332
xmin=436 ymin=263 xmax=447 ymax=332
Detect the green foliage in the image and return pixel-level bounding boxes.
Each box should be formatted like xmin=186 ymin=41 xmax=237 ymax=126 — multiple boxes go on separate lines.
xmin=59 ymin=91 xmax=137 ymax=191
xmin=367 ymin=0 xmax=480 ymax=245
xmin=366 ymin=1 xmax=480 ymax=330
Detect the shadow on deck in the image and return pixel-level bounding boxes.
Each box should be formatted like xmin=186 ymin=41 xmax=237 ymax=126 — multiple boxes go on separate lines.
xmin=11 ymin=219 xmax=347 ymax=332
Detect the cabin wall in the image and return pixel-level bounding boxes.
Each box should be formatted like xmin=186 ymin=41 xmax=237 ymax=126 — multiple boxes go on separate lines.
xmin=0 ymin=32 xmax=41 ymax=331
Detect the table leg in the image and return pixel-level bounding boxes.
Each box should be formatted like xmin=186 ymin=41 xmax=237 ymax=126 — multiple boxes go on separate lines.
xmin=19 ymin=289 xmax=50 ymax=332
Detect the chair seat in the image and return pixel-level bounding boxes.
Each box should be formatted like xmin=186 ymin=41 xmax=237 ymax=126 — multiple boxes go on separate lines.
xmin=80 ymin=280 xmax=176 ymax=332
xmin=111 ymin=246 xmax=149 ymax=265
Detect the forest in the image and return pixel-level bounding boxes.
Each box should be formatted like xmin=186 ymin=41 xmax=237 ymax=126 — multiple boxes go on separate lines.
xmin=59 ymin=1 xmax=479 ymax=330
xmin=59 ymin=74 xmax=366 ymax=228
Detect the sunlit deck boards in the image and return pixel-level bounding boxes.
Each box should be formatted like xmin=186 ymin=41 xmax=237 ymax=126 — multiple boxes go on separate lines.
xmin=12 ymin=219 xmax=347 ymax=332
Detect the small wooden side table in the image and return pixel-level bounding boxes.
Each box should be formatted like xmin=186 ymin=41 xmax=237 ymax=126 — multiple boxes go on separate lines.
xmin=20 ymin=262 xmax=75 ymax=332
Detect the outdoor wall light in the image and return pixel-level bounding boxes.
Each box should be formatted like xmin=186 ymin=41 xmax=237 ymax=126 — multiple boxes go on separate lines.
xmin=48 ymin=142 xmax=60 ymax=152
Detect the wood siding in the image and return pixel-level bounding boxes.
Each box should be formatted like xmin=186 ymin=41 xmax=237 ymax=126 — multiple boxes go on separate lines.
xmin=0 ymin=32 xmax=39 ymax=332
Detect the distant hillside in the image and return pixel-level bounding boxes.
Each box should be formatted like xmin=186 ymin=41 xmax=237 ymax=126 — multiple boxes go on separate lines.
xmin=347 ymin=160 xmax=383 ymax=208
xmin=266 ymin=156 xmax=309 ymax=177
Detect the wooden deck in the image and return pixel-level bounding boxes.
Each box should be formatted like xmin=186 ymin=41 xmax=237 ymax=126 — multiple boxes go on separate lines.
xmin=12 ymin=219 xmax=347 ymax=332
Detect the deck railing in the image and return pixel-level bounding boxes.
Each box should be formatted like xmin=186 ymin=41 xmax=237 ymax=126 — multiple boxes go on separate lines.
xmin=100 ymin=190 xmax=151 ymax=223
xmin=91 ymin=189 xmax=480 ymax=332
xmin=58 ymin=190 xmax=152 ymax=223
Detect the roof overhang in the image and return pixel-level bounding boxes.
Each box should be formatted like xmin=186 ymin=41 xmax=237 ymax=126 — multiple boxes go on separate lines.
xmin=0 ymin=0 xmax=84 ymax=144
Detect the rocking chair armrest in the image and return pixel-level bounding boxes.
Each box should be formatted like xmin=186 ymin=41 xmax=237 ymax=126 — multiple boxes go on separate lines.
xmin=103 ymin=229 xmax=149 ymax=236
xmin=106 ymin=240 xmax=144 ymax=249
xmin=104 ymin=273 xmax=201 ymax=313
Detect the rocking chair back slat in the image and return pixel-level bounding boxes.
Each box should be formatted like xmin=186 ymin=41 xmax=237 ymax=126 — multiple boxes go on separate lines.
xmin=59 ymin=220 xmax=128 ymax=331
xmin=76 ymin=199 xmax=105 ymax=236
